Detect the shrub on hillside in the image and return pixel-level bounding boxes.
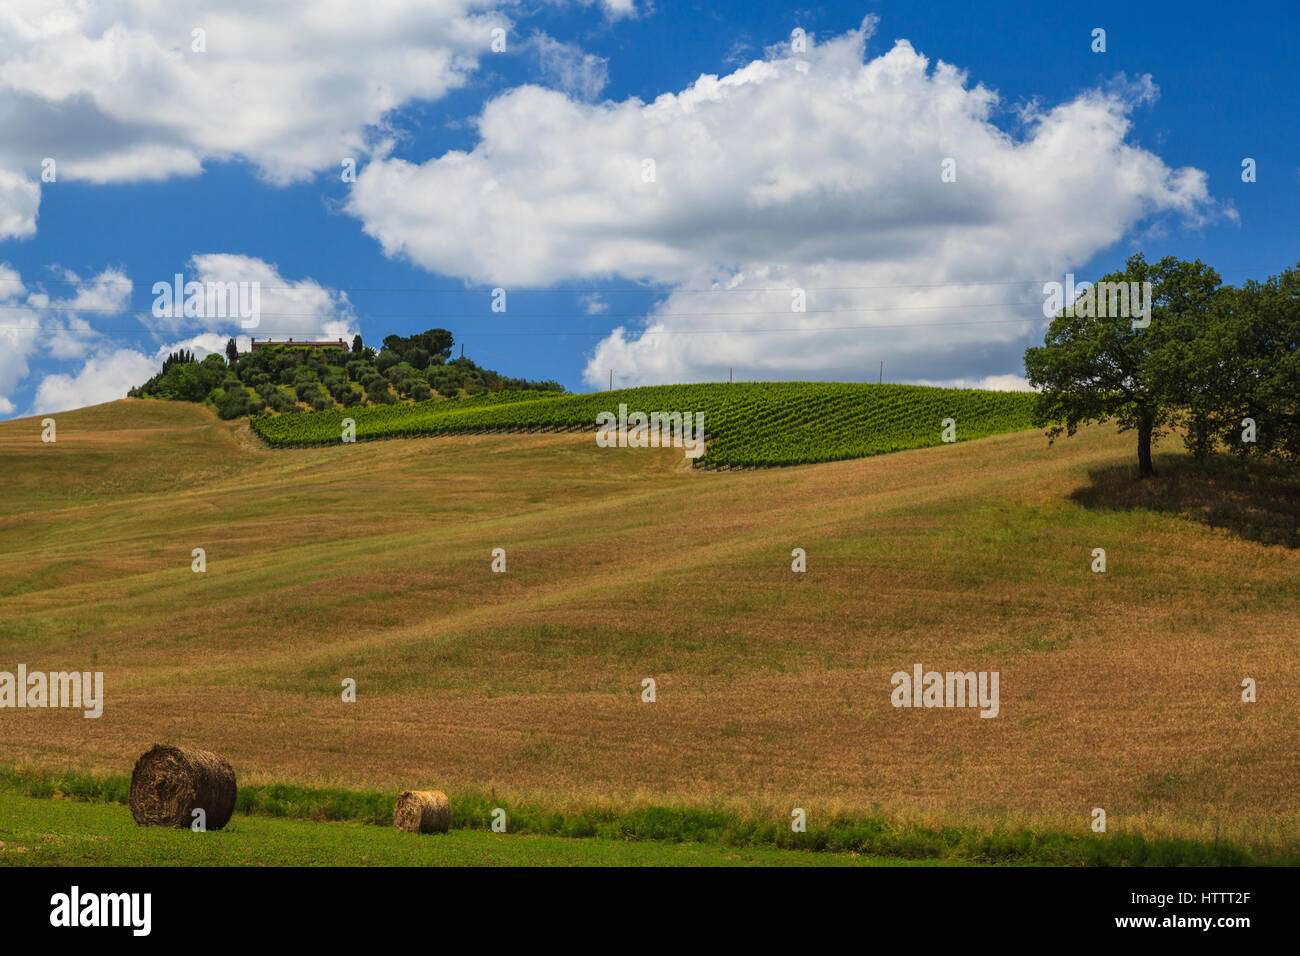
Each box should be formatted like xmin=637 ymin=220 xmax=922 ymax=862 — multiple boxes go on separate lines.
xmin=365 ymin=378 xmax=395 ymax=403
xmin=264 ymin=389 xmax=297 ymax=413
xmin=385 ymin=362 xmax=416 ymax=385
xmin=215 ymin=388 xmax=251 ymax=419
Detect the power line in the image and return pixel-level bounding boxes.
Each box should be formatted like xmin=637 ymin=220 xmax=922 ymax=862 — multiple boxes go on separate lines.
xmin=0 ymin=299 xmax=1051 ymax=319
xmin=0 ymin=315 xmax=1047 ymax=338
xmin=432 ymin=317 xmax=1047 ymax=336
xmin=0 ymin=267 xmax=1275 ymax=295
xmin=0 ymin=277 xmax=1046 ymax=293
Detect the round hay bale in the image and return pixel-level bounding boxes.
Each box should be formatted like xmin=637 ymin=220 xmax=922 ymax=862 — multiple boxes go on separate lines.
xmin=394 ymin=789 xmax=451 ymax=834
xmin=128 ymin=744 xmax=237 ymax=830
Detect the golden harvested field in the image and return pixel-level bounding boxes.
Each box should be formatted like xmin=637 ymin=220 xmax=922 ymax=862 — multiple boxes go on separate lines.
xmin=1 ymin=399 xmax=1297 ymax=851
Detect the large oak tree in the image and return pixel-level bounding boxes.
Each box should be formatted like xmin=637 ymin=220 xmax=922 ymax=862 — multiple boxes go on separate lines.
xmin=1024 ymin=253 xmax=1222 ymax=477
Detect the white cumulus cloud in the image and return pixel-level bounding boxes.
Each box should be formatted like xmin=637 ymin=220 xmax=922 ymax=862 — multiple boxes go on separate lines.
xmin=0 ymin=263 xmax=38 ymax=414
xmin=31 ymin=348 xmax=159 ymax=415
xmin=143 ymin=254 xmax=357 ymax=342
xmin=0 ymin=168 xmax=40 ymax=239
xmin=0 ymin=0 xmax=529 ymax=233
xmin=346 ymin=18 xmax=1227 ymax=388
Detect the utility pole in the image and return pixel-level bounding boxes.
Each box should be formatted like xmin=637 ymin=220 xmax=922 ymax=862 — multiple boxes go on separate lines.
xmin=730 ymin=368 xmax=733 ymax=383
xmin=879 ymin=360 xmax=883 ymax=384
xmin=609 ymin=369 xmax=613 ymax=390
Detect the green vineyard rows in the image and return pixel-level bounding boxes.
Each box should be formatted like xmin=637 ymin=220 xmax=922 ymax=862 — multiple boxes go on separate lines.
xmin=249 ymin=382 xmax=1040 ymax=467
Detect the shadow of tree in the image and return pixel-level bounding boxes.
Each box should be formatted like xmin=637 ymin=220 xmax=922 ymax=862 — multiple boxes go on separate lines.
xmin=1070 ymin=453 xmax=1300 ymax=549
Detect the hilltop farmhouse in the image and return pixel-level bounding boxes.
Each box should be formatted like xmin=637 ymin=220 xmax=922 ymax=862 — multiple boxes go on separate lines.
xmin=247 ymin=338 xmax=350 ymax=353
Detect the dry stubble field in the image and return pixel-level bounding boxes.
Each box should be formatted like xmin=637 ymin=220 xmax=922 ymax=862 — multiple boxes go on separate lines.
xmin=1 ymin=399 xmax=1296 ymax=852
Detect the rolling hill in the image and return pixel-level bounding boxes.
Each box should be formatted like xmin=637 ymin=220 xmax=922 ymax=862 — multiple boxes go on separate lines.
xmin=0 ymin=395 xmax=1296 ymax=862
xmin=248 ymin=381 xmax=1039 ymax=467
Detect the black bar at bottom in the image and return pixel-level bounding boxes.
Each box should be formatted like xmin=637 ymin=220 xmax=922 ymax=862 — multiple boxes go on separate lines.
xmin=0 ymin=864 xmax=1288 ymax=941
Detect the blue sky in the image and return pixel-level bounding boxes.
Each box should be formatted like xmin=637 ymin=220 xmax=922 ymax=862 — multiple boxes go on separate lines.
xmin=1 ymin=0 xmax=1296 ymax=417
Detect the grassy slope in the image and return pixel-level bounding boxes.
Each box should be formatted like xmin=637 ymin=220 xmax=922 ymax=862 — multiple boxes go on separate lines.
xmin=0 ymin=793 xmax=919 ymax=867
xmin=0 ymin=770 xmax=1271 ymax=864
xmin=0 ymin=399 xmax=1297 ymax=862
xmin=249 ymin=382 xmax=1038 ymax=467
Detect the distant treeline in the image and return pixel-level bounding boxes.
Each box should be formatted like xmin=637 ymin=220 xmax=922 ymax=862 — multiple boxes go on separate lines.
xmin=128 ymin=329 xmax=563 ymax=419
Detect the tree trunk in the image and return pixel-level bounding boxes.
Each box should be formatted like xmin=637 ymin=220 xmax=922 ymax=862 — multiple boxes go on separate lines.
xmin=1137 ymin=413 xmax=1155 ymax=478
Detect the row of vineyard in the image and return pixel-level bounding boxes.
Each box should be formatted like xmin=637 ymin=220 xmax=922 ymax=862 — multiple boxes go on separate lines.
xmin=249 ymin=383 xmax=1039 ymax=467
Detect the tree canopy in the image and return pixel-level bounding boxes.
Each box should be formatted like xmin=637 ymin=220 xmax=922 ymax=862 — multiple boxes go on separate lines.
xmin=1026 ymin=254 xmax=1298 ymax=476
xmin=129 ymin=327 xmax=561 ymax=418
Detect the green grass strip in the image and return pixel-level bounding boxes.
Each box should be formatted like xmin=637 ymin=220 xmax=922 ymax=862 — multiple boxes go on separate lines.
xmin=1 ymin=767 xmax=1287 ymax=866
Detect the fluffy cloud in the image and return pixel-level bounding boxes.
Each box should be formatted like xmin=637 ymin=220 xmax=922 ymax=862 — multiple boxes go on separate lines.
xmin=0 ymin=265 xmax=134 ymax=412
xmin=917 ymin=373 xmax=1036 ymax=392
xmin=0 ymin=1 xmax=516 ymax=182
xmin=0 ymin=264 xmax=38 ymax=414
xmin=596 ymin=0 xmax=636 ymax=18
xmin=28 ymin=267 xmax=133 ymax=359
xmin=31 ymin=348 xmax=158 ymax=415
xmin=580 ymin=293 xmax=609 ymax=314
xmin=347 ymin=18 xmax=1227 ymax=388
xmin=0 ymin=167 xmax=39 ymax=239
xmin=142 ymin=254 xmax=357 ymax=343
xmin=0 ymin=0 xmax=531 ymax=233
xmin=530 ymin=33 xmax=610 ymax=100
